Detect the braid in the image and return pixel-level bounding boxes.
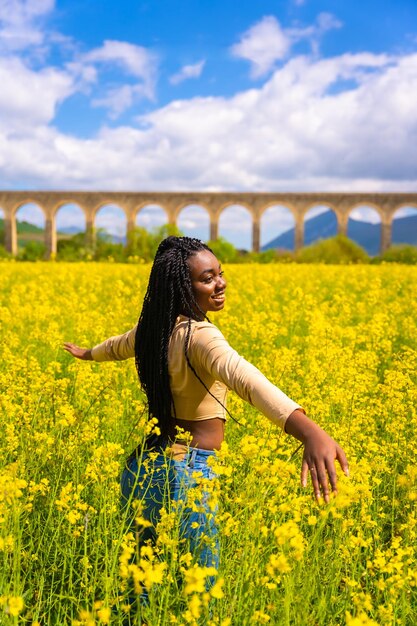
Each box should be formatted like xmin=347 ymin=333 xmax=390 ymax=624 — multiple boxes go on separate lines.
xmin=135 ymin=236 xmax=213 ymax=440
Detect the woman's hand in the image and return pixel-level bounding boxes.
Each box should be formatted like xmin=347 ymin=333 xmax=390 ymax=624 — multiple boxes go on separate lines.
xmin=285 ymin=409 xmax=349 ymax=503
xmin=62 ymin=343 xmax=93 ymax=361
xmin=301 ymin=428 xmax=348 ymax=503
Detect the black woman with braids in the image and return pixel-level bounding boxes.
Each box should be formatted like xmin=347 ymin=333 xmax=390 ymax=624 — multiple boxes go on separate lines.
xmin=64 ymin=236 xmax=349 ymax=594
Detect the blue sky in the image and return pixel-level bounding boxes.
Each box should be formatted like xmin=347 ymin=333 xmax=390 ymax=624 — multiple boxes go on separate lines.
xmin=1 ymin=0 xmax=417 ymax=246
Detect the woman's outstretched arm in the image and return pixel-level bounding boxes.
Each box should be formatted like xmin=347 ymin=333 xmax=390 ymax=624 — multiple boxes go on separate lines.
xmin=63 ymin=324 xmax=137 ymax=362
xmin=190 ymin=322 xmax=349 ymax=501
xmin=285 ymin=409 xmax=349 ymax=503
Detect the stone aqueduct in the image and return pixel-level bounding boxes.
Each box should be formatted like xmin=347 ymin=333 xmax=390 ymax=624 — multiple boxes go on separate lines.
xmin=1 ymin=191 xmax=417 ymax=257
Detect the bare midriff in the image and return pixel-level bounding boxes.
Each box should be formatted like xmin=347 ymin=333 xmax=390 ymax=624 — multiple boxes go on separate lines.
xmin=174 ymin=417 xmax=225 ymax=451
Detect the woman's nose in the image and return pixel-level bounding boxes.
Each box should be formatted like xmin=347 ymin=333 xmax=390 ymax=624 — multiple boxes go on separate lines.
xmin=217 ymin=275 xmax=226 ymax=290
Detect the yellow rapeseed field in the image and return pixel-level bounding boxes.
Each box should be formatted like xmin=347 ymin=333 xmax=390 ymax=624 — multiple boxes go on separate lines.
xmin=0 ymin=262 xmax=416 ymax=626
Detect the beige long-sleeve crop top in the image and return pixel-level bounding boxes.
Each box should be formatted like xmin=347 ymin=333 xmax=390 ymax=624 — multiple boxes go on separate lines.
xmin=91 ymin=315 xmax=303 ymax=431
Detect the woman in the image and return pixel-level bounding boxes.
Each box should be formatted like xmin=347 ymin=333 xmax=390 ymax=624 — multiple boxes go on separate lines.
xmin=64 ymin=236 xmax=348 ymax=586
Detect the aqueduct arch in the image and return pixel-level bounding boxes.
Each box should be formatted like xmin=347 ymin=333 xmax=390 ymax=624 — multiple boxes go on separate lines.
xmin=136 ymin=204 xmax=170 ymax=231
xmin=260 ymin=204 xmax=295 ymax=250
xmin=303 ymin=204 xmax=338 ymax=247
xmin=177 ymin=204 xmax=210 ymax=241
xmin=347 ymin=205 xmax=382 ymax=256
xmin=15 ymin=202 xmax=46 ymax=252
xmin=392 ymin=205 xmax=417 ymax=245
xmin=219 ymin=203 xmax=252 ymax=250
xmin=1 ymin=191 xmax=416 ymax=257
xmin=55 ymin=203 xmax=86 ymax=240
xmin=95 ymin=204 xmax=127 ymax=242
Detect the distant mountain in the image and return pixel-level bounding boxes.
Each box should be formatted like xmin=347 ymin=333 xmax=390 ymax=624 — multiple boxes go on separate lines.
xmin=0 ymin=217 xmax=125 ymax=245
xmin=262 ymin=212 xmax=417 ymax=256
xmin=0 ymin=218 xmax=81 ymax=238
xmin=0 ymin=217 xmax=44 ymax=235
xmin=60 ymin=225 xmax=84 ymax=235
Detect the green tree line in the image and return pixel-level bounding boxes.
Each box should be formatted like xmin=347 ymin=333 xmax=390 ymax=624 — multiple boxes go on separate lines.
xmin=0 ymin=223 xmax=417 ymax=264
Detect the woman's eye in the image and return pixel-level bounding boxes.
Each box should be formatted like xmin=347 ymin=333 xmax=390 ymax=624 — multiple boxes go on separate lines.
xmin=204 ymin=276 xmax=213 ymax=283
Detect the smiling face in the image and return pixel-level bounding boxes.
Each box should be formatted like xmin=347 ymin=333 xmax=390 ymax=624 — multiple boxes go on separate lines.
xmin=187 ymin=249 xmax=227 ymax=316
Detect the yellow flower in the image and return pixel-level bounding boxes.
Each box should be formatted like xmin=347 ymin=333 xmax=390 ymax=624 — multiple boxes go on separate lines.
xmin=97 ymin=607 xmax=111 ymax=624
xmin=187 ymin=594 xmax=201 ymax=620
xmin=345 ymin=611 xmax=380 ymax=626
xmin=3 ymin=262 xmax=417 ymax=625
xmin=6 ymin=596 xmax=24 ymax=617
xmin=184 ymin=564 xmax=217 ymax=595
xmin=251 ymin=610 xmax=271 ymax=623
xmin=210 ymin=578 xmax=224 ymax=599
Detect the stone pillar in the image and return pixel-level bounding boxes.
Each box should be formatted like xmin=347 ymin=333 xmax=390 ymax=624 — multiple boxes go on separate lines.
xmin=252 ymin=220 xmax=260 ymax=253
xmin=210 ymin=220 xmax=218 ymax=242
xmin=85 ymin=218 xmax=96 ymax=250
xmin=381 ymin=219 xmax=392 ymax=254
xmin=45 ymin=215 xmax=57 ymax=258
xmin=167 ymin=207 xmax=176 ymax=226
xmin=295 ymin=217 xmax=304 ymax=252
xmin=126 ymin=213 xmax=136 ymax=242
xmin=4 ymin=215 xmax=17 ymax=255
xmin=337 ymin=212 xmax=349 ymax=236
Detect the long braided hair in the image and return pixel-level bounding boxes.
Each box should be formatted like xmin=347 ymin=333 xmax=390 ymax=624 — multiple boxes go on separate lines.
xmin=135 ymin=236 xmax=214 ymax=441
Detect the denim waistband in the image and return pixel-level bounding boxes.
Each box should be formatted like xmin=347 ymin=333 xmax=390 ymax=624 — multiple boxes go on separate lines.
xmin=179 ymin=446 xmax=216 ymax=468
xmin=127 ymin=438 xmax=217 ymax=464
xmin=185 ymin=447 xmax=216 ymax=459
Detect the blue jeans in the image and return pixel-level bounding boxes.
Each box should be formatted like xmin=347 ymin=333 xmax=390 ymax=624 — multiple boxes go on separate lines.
xmin=120 ymin=445 xmax=219 ymax=573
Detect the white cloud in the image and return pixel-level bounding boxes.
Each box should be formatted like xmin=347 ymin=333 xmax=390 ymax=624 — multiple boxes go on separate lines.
xmin=394 ymin=206 xmax=417 ymax=218
xmin=91 ymin=84 xmax=150 ymax=119
xmin=180 ymin=219 xmax=197 ymax=228
xmin=177 ymin=205 xmax=210 ymax=239
xmin=218 ymin=205 xmax=252 ymax=249
xmin=288 ymin=13 xmax=342 ymax=58
xmin=95 ymin=204 xmax=126 ymax=237
xmin=0 ymin=0 xmax=54 ymax=51
xmin=350 ymin=207 xmax=381 ymax=223
xmin=0 ymin=55 xmax=75 ymax=130
xmin=1 ymin=50 xmax=417 ymax=209
xmin=80 ymin=40 xmax=158 ymax=116
xmin=231 ymin=16 xmax=291 ymax=77
xmin=0 ymin=6 xmax=159 ymax=124
xmin=231 ymin=13 xmax=342 ymax=78
xmin=55 ymin=203 xmax=86 ymax=231
xmin=304 ymin=205 xmax=330 ymax=220
xmin=317 ymin=12 xmax=342 ymax=32
xmin=170 ymin=60 xmax=205 ymax=85
xmin=1 ymin=7 xmax=417 ymax=245
xmin=84 ymin=40 xmax=156 ymax=83
xmin=136 ymin=205 xmax=167 ymax=229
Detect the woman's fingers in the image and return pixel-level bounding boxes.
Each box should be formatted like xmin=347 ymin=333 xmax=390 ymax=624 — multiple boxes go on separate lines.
xmin=63 ymin=343 xmax=79 ymax=356
xmin=325 ymin=457 xmax=338 ymax=494
xmin=316 ymin=462 xmax=331 ymax=503
xmin=302 ymin=456 xmax=323 ymax=501
xmin=303 ymin=451 xmax=343 ymax=503
xmin=62 ymin=343 xmax=91 ymax=359
xmin=308 ymin=464 xmax=322 ymax=502
xmin=301 ymin=458 xmax=309 ymax=488
xmin=336 ymin=445 xmax=350 ymax=477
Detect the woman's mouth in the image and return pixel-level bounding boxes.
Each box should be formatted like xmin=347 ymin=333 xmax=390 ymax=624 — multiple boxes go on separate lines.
xmin=212 ymin=292 xmax=225 ymax=303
